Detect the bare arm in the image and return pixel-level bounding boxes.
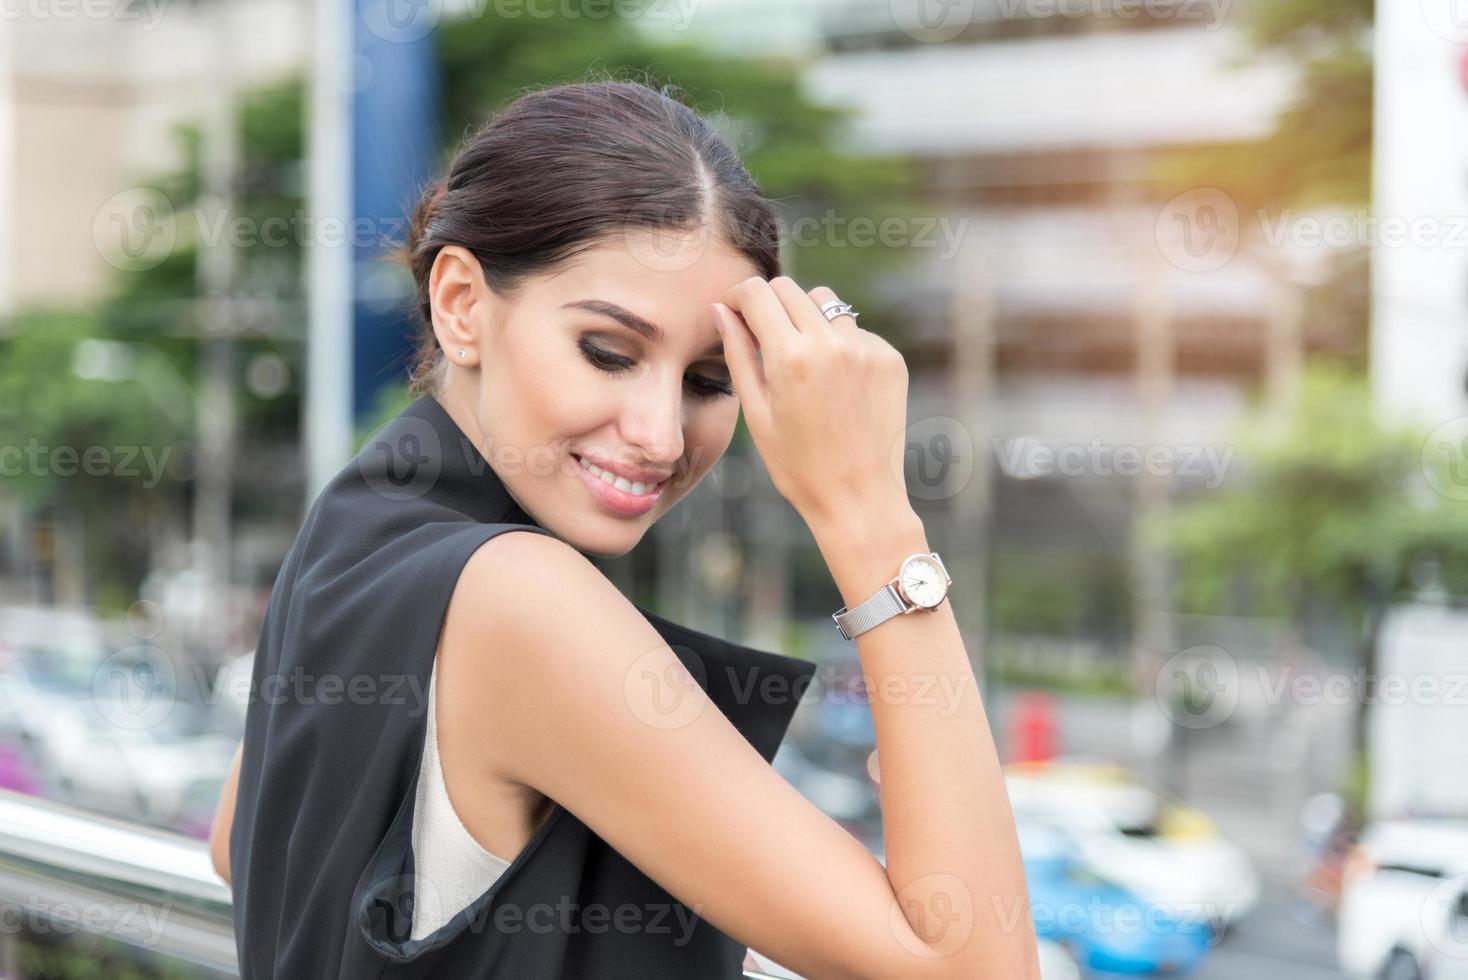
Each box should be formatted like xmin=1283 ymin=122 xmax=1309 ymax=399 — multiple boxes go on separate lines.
xmin=812 ymin=507 xmax=1038 ymax=977
xmin=209 ymin=739 xmax=243 ymax=885
xmin=451 ymin=272 xmax=1038 ymax=979
xmin=455 ymin=528 xmax=1032 ymax=980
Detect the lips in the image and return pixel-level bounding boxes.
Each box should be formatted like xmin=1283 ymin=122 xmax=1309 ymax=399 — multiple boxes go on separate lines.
xmin=572 ymin=454 xmax=666 ymax=518
xmin=572 ymin=453 xmax=670 ymax=491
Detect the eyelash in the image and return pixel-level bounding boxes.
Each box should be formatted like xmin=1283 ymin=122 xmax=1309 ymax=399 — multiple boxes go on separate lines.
xmin=577 ymin=340 xmax=734 ymax=400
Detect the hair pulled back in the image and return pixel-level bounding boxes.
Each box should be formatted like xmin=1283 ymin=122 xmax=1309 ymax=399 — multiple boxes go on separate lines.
xmin=403 ymin=76 xmax=783 ymax=395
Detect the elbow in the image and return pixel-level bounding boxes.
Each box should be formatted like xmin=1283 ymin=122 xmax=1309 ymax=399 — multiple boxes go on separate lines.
xmin=207 ymin=802 xmax=233 ymax=886
xmin=209 ymin=830 xmax=230 ymax=885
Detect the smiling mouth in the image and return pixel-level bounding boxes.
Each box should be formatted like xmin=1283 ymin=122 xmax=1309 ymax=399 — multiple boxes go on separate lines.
xmin=572 ymin=454 xmax=669 ymax=497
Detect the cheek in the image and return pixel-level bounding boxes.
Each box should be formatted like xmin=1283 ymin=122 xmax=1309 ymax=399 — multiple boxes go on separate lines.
xmin=496 ymin=339 xmax=608 ymax=438
xmin=683 ymin=402 xmax=739 ymax=475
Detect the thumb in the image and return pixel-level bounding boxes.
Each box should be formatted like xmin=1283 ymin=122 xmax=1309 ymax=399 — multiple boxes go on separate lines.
xmin=712 ymin=302 xmax=769 ymax=429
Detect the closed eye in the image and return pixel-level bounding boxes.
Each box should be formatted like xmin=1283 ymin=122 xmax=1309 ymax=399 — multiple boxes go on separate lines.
xmin=577 ymin=340 xmax=733 ymax=400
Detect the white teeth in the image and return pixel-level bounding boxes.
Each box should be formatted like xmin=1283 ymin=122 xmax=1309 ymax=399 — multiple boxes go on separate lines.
xmin=577 ymin=456 xmax=655 ymax=496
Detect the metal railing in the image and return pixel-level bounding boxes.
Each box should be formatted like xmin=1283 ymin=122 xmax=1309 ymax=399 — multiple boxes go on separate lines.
xmin=0 ymin=788 xmax=784 ymax=978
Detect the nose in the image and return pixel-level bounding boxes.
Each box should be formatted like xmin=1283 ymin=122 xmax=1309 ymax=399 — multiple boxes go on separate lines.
xmin=619 ymin=378 xmax=685 ymax=473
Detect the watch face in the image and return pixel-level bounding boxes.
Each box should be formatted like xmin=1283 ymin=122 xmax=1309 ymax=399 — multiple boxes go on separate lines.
xmin=899 ymin=555 xmax=947 ymax=608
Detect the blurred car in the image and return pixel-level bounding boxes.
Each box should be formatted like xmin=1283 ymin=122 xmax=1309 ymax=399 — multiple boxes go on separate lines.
xmin=1005 ymin=759 xmax=1259 ymax=932
xmin=0 ymin=604 xmax=236 ymax=831
xmin=1037 ymin=937 xmax=1083 ymax=980
xmin=1020 ymin=821 xmax=1212 ymax=975
xmin=1337 ymin=818 xmax=1468 ymax=980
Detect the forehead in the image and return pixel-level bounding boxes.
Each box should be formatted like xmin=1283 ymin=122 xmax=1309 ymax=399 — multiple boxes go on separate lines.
xmin=533 ymin=230 xmax=764 ymax=313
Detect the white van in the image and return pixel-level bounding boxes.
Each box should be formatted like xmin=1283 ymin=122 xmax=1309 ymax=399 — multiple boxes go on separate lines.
xmin=1337 ymin=819 xmax=1468 ymax=979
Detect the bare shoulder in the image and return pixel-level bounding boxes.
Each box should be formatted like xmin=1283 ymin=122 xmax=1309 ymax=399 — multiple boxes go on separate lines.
xmin=436 ymin=525 xmax=963 ymax=980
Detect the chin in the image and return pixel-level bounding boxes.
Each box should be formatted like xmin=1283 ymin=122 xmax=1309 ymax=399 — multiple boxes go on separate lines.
xmin=571 ymin=529 xmax=644 ymax=560
xmin=552 ymin=512 xmax=654 ymax=560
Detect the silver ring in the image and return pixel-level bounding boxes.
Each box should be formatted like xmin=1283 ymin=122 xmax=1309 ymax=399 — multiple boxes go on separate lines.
xmin=820 ymin=300 xmax=860 ymax=322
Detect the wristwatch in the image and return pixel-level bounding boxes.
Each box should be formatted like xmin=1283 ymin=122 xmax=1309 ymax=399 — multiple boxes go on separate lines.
xmin=831 ymin=552 xmax=951 ymax=641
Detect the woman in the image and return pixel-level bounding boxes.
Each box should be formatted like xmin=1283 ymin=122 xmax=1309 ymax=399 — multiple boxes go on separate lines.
xmin=211 ymin=78 xmax=1037 ymax=979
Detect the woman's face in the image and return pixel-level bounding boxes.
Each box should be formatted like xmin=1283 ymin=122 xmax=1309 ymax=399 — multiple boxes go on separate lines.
xmin=431 ymin=230 xmax=760 ymax=558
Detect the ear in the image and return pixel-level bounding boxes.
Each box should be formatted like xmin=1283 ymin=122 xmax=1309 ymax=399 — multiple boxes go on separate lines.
xmin=428 ymin=245 xmax=490 ymax=366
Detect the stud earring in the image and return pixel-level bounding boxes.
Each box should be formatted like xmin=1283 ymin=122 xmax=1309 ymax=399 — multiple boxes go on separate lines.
xmin=457 ymin=349 xmax=467 ymax=360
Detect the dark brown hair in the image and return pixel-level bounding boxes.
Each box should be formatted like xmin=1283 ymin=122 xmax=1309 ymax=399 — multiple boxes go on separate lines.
xmin=403 ymin=77 xmax=783 ymax=395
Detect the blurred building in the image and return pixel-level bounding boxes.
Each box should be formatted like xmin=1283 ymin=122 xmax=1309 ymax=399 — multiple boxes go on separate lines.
xmin=0 ymin=1 xmax=302 ymax=313
xmin=1371 ymin=0 xmax=1468 ymax=426
xmin=660 ymin=0 xmax=1334 ymax=664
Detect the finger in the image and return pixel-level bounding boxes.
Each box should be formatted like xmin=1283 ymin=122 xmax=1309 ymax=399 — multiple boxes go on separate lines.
xmin=711 ymin=302 xmax=770 ymax=428
xmin=807 ymin=285 xmax=861 ymax=336
xmin=767 ymin=276 xmax=837 ymax=336
xmin=718 ymin=277 xmax=801 ymax=361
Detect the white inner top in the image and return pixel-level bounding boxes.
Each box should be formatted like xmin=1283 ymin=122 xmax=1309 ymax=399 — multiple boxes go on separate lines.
xmin=409 ymin=655 xmax=513 ymax=941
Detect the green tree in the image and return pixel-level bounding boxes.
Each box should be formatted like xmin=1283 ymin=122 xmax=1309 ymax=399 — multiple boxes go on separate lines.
xmin=1154 ymin=0 xmax=1374 ymax=366
xmin=1161 ymin=365 xmax=1468 ymax=781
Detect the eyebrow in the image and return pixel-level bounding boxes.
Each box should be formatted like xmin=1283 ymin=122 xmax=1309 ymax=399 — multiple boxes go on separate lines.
xmin=563 ymin=299 xmax=724 ymax=358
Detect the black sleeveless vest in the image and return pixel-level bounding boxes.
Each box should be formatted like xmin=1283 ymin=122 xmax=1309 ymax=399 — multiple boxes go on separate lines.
xmin=228 ymin=393 xmax=816 ymax=978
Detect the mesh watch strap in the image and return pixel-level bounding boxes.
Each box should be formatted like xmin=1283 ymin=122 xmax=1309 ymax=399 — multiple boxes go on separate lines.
xmin=832 ymin=583 xmax=908 ymax=641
